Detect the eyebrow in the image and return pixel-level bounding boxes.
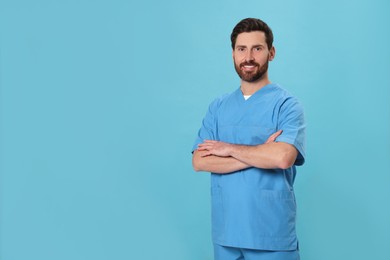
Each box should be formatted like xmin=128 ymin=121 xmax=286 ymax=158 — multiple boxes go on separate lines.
xmin=235 ymin=44 xmax=265 ymax=49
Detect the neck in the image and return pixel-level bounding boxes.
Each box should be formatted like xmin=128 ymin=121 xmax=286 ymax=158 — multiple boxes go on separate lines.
xmin=240 ymin=75 xmax=271 ymax=95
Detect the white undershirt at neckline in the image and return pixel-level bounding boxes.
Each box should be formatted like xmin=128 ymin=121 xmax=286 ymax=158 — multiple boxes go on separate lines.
xmin=243 ymin=95 xmax=252 ymax=100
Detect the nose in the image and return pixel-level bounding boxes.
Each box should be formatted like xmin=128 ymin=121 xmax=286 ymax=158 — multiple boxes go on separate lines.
xmin=245 ymin=50 xmax=254 ymax=62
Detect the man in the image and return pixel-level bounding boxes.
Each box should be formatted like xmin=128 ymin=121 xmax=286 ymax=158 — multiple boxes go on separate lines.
xmin=192 ymin=18 xmax=306 ymax=260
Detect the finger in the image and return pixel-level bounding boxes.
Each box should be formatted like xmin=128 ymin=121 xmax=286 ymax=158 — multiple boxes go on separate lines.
xmin=265 ymin=135 xmax=276 ymax=144
xmin=198 ymin=143 xmax=214 ymax=148
xmin=274 ymin=129 xmax=283 ymax=137
xmin=196 ymin=149 xmax=210 ymax=156
xmin=200 ymin=151 xmax=212 ymax=157
xmin=203 ymin=140 xmax=218 ymax=144
xmin=265 ymin=130 xmax=283 ymax=144
xmin=270 ymin=129 xmax=282 ymax=137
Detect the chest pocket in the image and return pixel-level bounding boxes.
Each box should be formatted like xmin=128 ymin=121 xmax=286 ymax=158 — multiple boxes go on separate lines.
xmin=218 ymin=125 xmax=276 ymax=145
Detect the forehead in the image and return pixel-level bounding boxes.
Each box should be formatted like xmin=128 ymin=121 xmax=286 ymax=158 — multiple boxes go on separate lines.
xmin=235 ymin=31 xmax=267 ymax=46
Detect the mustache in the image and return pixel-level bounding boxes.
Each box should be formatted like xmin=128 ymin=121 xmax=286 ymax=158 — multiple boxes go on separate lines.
xmin=240 ymin=61 xmax=259 ymax=67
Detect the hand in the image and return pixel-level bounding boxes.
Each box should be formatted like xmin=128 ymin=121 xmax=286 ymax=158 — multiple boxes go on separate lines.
xmin=197 ymin=140 xmax=233 ymax=157
xmin=265 ymin=130 xmax=283 ymax=144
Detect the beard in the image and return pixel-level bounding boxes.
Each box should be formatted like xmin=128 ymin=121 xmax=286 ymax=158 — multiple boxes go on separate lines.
xmin=234 ymin=59 xmax=269 ymax=83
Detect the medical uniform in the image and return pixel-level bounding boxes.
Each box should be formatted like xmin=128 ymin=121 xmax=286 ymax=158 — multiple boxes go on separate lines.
xmin=192 ymin=84 xmax=306 ymax=256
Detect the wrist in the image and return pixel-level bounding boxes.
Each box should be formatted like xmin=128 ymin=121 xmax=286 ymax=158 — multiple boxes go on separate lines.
xmin=227 ymin=143 xmax=237 ymax=157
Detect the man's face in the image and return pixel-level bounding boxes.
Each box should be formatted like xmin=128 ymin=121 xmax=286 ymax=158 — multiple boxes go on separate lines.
xmin=233 ymin=31 xmax=275 ymax=82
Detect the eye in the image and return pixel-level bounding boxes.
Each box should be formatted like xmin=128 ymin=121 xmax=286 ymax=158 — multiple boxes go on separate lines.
xmin=237 ymin=47 xmax=245 ymax=52
xmin=254 ymin=47 xmax=262 ymax=52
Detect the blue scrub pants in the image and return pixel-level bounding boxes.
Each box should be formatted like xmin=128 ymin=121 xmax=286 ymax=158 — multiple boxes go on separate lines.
xmin=214 ymin=244 xmax=300 ymax=260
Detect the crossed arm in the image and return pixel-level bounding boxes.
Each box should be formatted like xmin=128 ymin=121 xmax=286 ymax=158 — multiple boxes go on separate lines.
xmin=192 ymin=130 xmax=298 ymax=174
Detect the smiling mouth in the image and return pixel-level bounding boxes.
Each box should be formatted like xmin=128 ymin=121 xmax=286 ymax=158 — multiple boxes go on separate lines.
xmin=241 ymin=64 xmax=257 ymax=71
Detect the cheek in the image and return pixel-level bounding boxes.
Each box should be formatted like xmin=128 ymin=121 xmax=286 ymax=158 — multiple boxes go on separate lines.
xmin=234 ymin=53 xmax=246 ymax=61
xmin=256 ymin=54 xmax=269 ymax=63
xmin=233 ymin=57 xmax=241 ymax=66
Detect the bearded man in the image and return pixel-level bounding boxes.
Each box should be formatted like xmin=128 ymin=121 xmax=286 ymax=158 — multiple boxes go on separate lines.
xmin=192 ymin=18 xmax=306 ymax=260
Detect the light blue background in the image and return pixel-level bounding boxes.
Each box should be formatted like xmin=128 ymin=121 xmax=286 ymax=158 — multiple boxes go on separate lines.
xmin=1 ymin=0 xmax=389 ymax=259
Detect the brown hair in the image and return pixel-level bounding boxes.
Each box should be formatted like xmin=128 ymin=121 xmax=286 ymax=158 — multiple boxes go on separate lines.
xmin=231 ymin=18 xmax=274 ymax=50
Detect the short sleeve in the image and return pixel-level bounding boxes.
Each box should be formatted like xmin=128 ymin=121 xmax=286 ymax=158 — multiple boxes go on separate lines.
xmin=191 ymin=99 xmax=219 ymax=152
xmin=275 ymin=97 xmax=306 ymax=166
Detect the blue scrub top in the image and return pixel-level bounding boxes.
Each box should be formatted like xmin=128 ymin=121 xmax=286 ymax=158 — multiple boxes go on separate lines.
xmin=192 ymin=84 xmax=306 ymax=251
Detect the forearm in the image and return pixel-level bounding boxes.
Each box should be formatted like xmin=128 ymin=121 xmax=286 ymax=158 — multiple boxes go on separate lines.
xmin=230 ymin=142 xmax=298 ymax=169
xmin=192 ymin=150 xmax=250 ymax=174
xmin=196 ymin=131 xmax=297 ymax=171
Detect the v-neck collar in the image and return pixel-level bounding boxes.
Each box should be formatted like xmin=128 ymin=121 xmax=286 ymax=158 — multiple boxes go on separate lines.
xmin=236 ymin=83 xmax=275 ymax=103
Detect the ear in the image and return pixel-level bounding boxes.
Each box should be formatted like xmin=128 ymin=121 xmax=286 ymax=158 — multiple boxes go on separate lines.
xmin=268 ymin=46 xmax=276 ymax=61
